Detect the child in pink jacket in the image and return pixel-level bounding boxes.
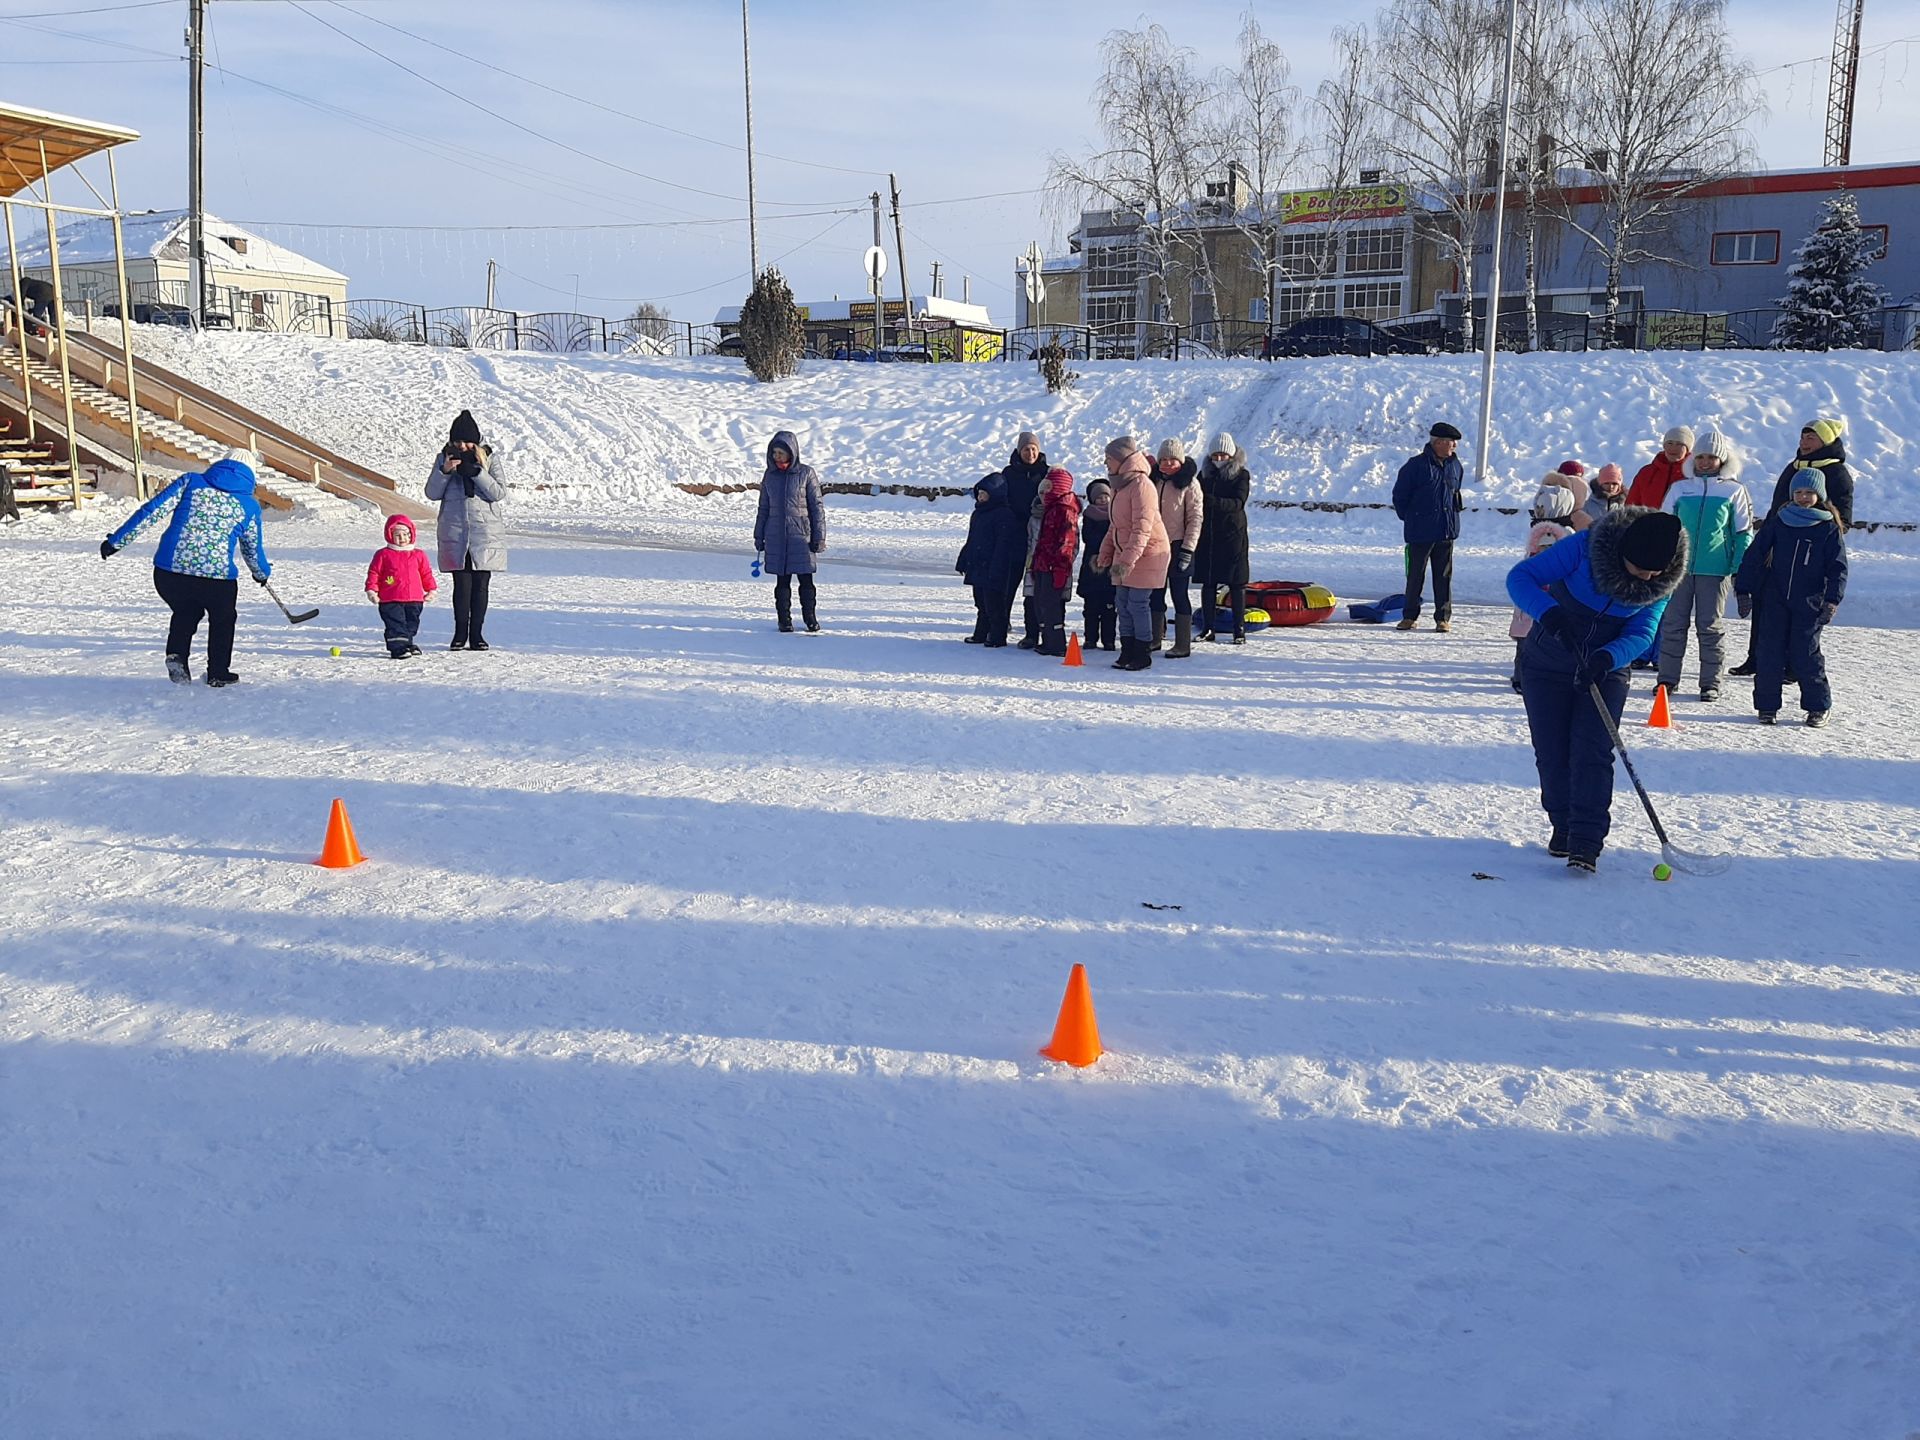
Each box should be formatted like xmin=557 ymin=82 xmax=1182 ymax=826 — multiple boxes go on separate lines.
xmin=1508 ymin=485 xmax=1575 ymax=691
xmin=365 ymin=513 xmax=438 ymax=658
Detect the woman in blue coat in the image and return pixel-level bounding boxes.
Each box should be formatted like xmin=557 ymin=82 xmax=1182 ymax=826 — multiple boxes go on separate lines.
xmin=99 ymin=447 xmax=271 ymax=686
xmin=753 ymin=430 xmax=825 ymax=632
xmin=1506 ymin=507 xmax=1686 ymax=873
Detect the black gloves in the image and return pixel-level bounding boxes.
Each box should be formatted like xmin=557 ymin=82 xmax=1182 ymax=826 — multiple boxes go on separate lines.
xmin=1820 ymin=601 xmax=1838 ymax=627
xmin=1735 ymin=592 xmax=1754 ymax=620
xmin=1534 ymin=607 xmax=1570 ymax=647
xmin=1578 ymin=650 xmax=1615 ymax=687
xmin=455 ymin=452 xmax=482 ymax=480
xmin=1174 ymin=548 xmax=1194 ymax=578
xmin=99 ymin=539 xmax=118 ymax=560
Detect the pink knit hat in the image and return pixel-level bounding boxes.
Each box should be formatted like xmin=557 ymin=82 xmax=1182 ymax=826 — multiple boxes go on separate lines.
xmin=385 ymin=513 xmax=416 ymax=544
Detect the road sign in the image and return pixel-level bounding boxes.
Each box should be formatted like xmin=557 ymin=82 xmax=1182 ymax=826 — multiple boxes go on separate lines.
xmin=864 ymin=245 xmax=888 ymax=281
xmin=1023 ymin=241 xmax=1046 ymax=308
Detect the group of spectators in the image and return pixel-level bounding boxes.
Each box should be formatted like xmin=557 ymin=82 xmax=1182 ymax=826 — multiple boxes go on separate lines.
xmin=954 ymin=431 xmax=1253 ymax=670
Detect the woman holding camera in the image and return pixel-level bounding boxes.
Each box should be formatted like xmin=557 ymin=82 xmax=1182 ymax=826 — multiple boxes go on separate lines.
xmin=426 ymin=409 xmax=509 ymax=650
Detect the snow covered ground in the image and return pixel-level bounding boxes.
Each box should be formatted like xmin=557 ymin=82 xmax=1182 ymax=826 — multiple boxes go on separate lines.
xmin=4 ymin=339 xmax=1920 ymax=1435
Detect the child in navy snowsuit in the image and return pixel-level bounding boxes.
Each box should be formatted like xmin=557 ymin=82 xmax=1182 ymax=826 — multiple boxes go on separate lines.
xmin=1734 ymin=469 xmax=1847 ymax=726
xmin=1506 ymin=507 xmax=1687 ymax=872
xmin=956 ymin=474 xmax=1026 ymax=646
xmin=1076 ymin=478 xmax=1117 ymax=650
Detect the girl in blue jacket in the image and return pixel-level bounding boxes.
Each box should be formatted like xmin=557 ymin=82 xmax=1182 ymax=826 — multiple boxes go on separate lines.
xmin=1506 ymin=507 xmax=1686 ymax=873
xmin=1734 ymin=471 xmax=1847 ymax=727
xmin=100 ymin=449 xmax=271 ymax=686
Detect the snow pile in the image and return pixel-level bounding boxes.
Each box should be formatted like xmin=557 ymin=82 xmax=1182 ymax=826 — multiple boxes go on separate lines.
xmin=114 ymin=326 xmax=1920 ymax=523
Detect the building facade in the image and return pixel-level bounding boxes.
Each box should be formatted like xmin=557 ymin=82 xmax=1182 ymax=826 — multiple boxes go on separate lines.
xmin=8 ymin=209 xmax=347 ymax=334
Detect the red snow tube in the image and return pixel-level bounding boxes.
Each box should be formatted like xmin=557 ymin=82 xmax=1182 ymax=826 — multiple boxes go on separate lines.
xmin=1244 ymin=580 xmax=1337 ymax=627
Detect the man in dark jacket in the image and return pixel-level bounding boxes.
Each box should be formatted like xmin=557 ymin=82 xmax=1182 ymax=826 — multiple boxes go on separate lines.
xmin=1392 ymin=421 xmax=1465 ymax=632
xmin=999 ymin=430 xmax=1049 ymax=648
xmin=1731 ymin=418 xmax=1853 ymax=677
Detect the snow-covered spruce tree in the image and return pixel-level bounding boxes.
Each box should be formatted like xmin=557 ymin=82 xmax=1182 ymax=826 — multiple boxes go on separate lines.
xmin=1772 ymin=191 xmax=1888 ymax=351
xmin=739 ymin=267 xmax=804 ymax=382
xmin=1039 ymin=340 xmax=1078 ymax=394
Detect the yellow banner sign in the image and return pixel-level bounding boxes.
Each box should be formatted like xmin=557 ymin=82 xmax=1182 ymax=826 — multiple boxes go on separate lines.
xmin=1281 ymin=184 xmax=1408 ymax=225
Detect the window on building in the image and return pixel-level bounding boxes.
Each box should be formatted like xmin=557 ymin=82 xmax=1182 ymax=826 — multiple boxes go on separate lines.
xmin=1277 ymin=285 xmax=1336 ymax=322
xmin=1863 ymin=224 xmax=1890 ymax=261
xmin=1280 ymin=233 xmax=1335 ymax=279
xmin=1343 ymin=282 xmax=1403 ymax=320
xmin=1249 ymin=296 xmax=1269 ymax=323
xmin=1344 ymin=228 xmax=1406 ymax=277
xmin=1085 ymin=292 xmax=1137 ymax=328
xmin=1710 ymin=231 xmax=1780 ymax=265
xmin=1083 ymin=243 xmax=1140 ymax=291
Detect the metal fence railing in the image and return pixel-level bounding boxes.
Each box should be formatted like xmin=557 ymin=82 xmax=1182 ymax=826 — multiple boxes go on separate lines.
xmin=54 ymin=277 xmax=1920 ymax=362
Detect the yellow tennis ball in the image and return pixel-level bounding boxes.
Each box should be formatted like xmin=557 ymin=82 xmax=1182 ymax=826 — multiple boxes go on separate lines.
xmin=1652 ymin=863 xmax=1672 ymax=881
xmin=329 ymin=646 xmax=342 ymax=657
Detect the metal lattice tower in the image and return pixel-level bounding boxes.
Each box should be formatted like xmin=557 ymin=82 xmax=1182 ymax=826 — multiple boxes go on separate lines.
xmin=1825 ymin=0 xmax=1867 ymax=167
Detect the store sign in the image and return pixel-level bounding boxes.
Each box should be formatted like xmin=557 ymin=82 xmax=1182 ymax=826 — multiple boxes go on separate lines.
xmin=1281 ymin=184 xmax=1408 ymax=225
xmin=847 ymin=300 xmax=909 ymax=321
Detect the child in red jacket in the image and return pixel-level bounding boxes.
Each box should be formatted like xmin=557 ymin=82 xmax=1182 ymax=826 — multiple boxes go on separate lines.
xmin=365 ymin=513 xmax=438 ymax=658
xmin=1030 ymin=467 xmax=1081 ymax=656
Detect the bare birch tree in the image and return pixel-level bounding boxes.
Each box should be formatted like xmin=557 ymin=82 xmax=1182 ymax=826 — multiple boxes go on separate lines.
xmin=1368 ymin=0 xmax=1506 ymax=351
xmin=1509 ymin=0 xmax=1575 ymax=349
xmin=1047 ymin=25 xmax=1223 ymax=346
xmin=1218 ymin=11 xmax=1302 ymax=336
xmin=1295 ymin=25 xmax=1383 ymax=318
xmin=1563 ymin=0 xmax=1760 ymax=343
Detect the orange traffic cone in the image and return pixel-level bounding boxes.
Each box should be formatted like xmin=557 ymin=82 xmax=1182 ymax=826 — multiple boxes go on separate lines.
xmin=1646 ymin=683 xmax=1673 ymax=729
xmin=315 ymin=797 xmax=366 ymax=868
xmin=1063 ymin=631 xmax=1084 ymax=667
xmin=1040 ymin=963 xmax=1103 ymax=1067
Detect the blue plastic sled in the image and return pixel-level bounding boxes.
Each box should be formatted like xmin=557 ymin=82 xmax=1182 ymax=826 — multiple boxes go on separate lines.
xmin=1348 ymin=593 xmax=1407 ymax=624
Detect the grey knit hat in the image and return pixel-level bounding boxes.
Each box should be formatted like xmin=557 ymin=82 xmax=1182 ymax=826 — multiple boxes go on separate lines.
xmin=1016 ymin=430 xmax=1040 ymax=449
xmin=1105 ymin=435 xmax=1139 ymax=463
xmin=1208 ymin=432 xmax=1235 ymax=457
xmin=1663 ymin=425 xmax=1695 ymax=449
xmin=1156 ymin=438 xmax=1186 ymax=463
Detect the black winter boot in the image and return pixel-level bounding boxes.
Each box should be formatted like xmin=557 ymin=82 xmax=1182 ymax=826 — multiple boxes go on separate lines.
xmin=1167 ymin=615 xmax=1193 ymax=659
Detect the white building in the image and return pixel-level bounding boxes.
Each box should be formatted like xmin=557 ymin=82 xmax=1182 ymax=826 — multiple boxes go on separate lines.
xmin=7 ymin=208 xmax=347 ymax=334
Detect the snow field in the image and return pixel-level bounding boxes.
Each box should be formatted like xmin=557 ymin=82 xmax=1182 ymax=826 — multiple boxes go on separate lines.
xmin=4 ymin=503 xmax=1919 ymax=1437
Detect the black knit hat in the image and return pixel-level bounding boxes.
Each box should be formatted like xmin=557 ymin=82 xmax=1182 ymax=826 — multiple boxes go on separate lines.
xmin=1429 ymin=422 xmax=1462 ymax=441
xmin=448 ymin=409 xmax=482 ymax=444
xmin=1620 ymin=510 xmax=1683 ymax=570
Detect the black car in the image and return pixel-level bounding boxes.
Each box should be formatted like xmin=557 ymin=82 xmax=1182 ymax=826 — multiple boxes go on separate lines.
xmin=1263 ymin=316 xmax=1431 ymax=359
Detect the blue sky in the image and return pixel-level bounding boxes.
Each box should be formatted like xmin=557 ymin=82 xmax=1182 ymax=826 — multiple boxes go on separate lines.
xmin=4 ymin=0 xmax=1915 ymax=324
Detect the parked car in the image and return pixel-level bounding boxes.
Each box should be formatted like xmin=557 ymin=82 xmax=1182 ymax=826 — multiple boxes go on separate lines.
xmin=100 ymin=301 xmax=234 ymax=330
xmin=1263 ymin=316 xmax=1432 ymax=359
xmin=711 ymin=333 xmax=746 ymax=357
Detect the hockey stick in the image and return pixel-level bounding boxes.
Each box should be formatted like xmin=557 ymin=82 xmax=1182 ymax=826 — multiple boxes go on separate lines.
xmin=1588 ymin=683 xmax=1729 ymax=876
xmin=262 ymin=579 xmax=319 ymax=625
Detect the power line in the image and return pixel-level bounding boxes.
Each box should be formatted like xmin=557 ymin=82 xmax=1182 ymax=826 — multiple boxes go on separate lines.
xmin=287 ymin=1 xmax=862 ymax=211
xmin=0 ymin=0 xmax=169 ymax=14
xmin=903 ymin=223 xmax=1015 ymax=299
xmin=233 ymin=209 xmax=861 ymax=234
xmin=326 ymin=0 xmax=887 ymax=181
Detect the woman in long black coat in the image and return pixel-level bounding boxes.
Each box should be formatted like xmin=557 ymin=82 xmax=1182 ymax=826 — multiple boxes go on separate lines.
xmin=1195 ymin=432 xmax=1252 ymax=642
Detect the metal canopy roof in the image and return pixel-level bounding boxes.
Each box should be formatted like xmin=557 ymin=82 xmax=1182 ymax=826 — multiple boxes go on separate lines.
xmin=0 ymin=100 xmax=140 ymax=200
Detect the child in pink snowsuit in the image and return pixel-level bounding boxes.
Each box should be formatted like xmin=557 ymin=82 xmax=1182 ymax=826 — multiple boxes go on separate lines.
xmin=366 ymin=513 xmax=437 ymax=658
xmin=1508 ymin=484 xmax=1575 ymax=691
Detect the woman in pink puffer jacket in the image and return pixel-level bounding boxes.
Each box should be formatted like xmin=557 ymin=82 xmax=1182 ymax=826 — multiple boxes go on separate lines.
xmin=1094 ymin=437 xmax=1171 ymax=671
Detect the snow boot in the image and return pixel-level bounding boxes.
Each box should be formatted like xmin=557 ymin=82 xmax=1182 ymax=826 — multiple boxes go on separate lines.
xmin=1396 ymin=616 xmax=1419 ymax=631
xmin=1434 ymin=618 xmax=1451 ymax=633
xmin=165 ymin=654 xmax=191 ymax=685
xmin=468 ymin=638 xmax=490 ymax=651
xmin=1166 ymin=615 xmax=1193 ymax=659
xmin=1567 ymin=853 xmax=1598 ymax=875
xmin=1700 ymin=686 xmax=1720 ymax=702
xmin=205 ymin=670 xmax=240 ymax=688
xmin=1756 ymin=710 xmax=1776 ymax=725
xmin=1151 ymin=614 xmax=1165 ymax=652
xmin=1806 ymin=710 xmax=1829 ymax=728
xmin=1547 ymin=823 xmax=1570 ymax=859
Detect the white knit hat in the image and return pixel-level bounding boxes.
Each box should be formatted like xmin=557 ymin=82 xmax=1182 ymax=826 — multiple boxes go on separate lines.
xmin=222 ymin=446 xmax=258 ymax=472
xmin=1209 ymin=432 xmax=1235 ymax=456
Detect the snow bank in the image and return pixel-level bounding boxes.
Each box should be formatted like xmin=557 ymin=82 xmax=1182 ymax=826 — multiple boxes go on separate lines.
xmin=115 ymin=327 xmax=1920 ymax=523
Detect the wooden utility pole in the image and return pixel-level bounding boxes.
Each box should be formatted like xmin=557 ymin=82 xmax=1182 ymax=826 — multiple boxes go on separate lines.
xmin=888 ymin=173 xmax=912 ymax=335
xmin=187 ymin=0 xmax=207 ymax=324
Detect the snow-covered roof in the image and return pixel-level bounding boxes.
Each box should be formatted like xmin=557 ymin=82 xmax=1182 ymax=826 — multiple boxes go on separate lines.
xmin=4 ymin=209 xmax=346 ymax=283
xmin=713 ymin=293 xmax=992 ymax=327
